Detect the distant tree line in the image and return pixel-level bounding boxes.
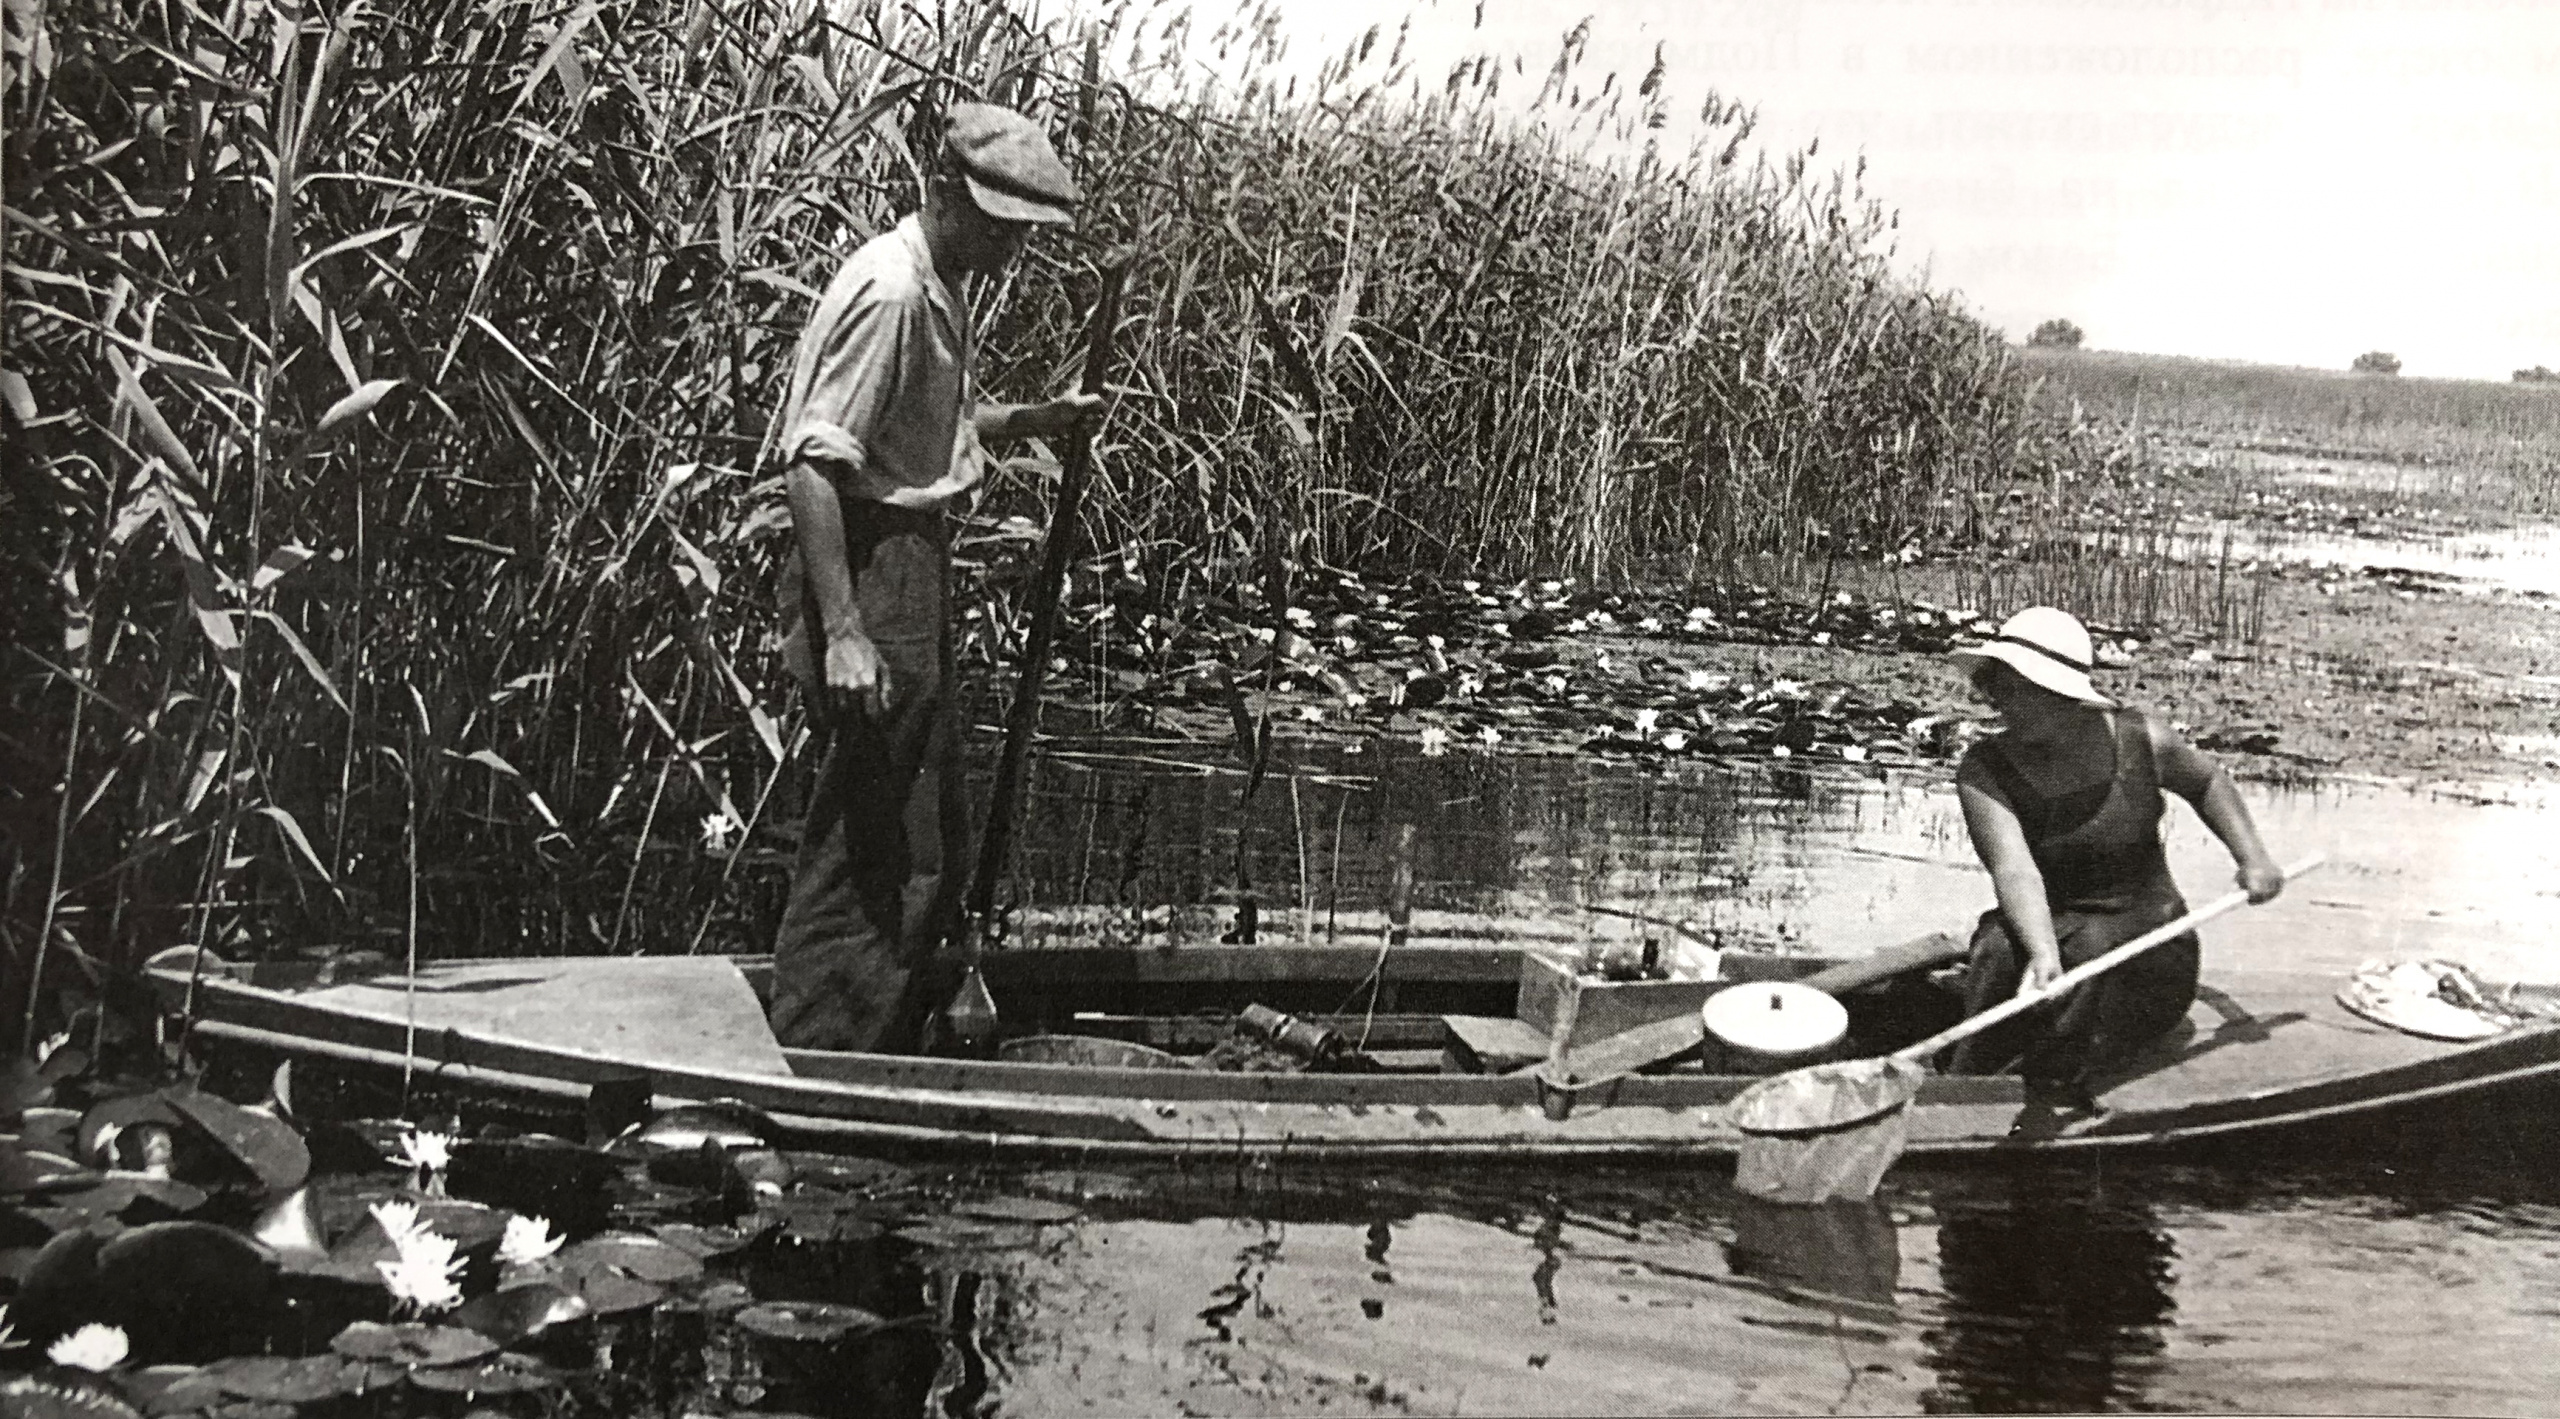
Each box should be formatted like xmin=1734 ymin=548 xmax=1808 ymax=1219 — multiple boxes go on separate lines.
xmin=2351 ymin=351 xmax=2401 ymax=376
xmin=2517 ymin=365 xmax=2560 ymax=385
xmin=2028 ymin=318 xmax=2086 ymax=349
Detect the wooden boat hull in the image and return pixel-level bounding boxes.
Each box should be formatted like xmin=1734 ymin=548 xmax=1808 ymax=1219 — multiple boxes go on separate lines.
xmin=144 ymin=948 xmax=2560 ymax=1163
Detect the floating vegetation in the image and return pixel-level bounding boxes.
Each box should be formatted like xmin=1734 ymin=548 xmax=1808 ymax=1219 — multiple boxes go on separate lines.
xmin=0 ymin=1050 xmax=1089 ymax=1416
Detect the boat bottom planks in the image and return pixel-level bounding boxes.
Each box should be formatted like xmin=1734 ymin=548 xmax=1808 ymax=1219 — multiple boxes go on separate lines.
xmin=143 ymin=944 xmax=2560 ymax=1163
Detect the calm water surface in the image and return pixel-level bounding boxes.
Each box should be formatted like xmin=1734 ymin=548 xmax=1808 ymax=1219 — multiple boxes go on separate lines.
xmin=897 ymin=744 xmax=2560 ymax=1415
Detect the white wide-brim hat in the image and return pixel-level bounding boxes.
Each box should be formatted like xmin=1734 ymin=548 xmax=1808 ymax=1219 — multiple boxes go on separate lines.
xmin=1948 ymin=606 xmax=2114 ymax=707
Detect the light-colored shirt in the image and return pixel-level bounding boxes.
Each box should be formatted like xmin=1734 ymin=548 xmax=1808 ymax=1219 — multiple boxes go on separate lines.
xmin=776 ymin=215 xmax=981 ymax=684
xmin=776 ymin=214 xmax=983 ymax=508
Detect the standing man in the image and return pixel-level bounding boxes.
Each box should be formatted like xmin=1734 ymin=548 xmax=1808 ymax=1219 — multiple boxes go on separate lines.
xmin=770 ymin=103 xmax=1098 ymax=1052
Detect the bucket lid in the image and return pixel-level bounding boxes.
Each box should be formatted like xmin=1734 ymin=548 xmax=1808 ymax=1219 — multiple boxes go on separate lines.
xmin=1703 ymin=981 xmax=1849 ymax=1058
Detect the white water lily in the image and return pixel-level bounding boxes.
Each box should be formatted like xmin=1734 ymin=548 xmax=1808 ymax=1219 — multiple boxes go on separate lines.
xmin=378 ymin=1223 xmax=465 ymax=1315
xmin=1541 ymin=674 xmax=1568 ymax=696
xmin=1418 ymin=726 xmax=1451 ymax=758
xmin=700 ymin=812 xmax=736 ymax=852
xmin=1296 ymin=704 xmax=1326 ymax=723
xmin=1685 ymin=668 xmax=1722 ymax=691
xmin=0 ymin=1303 xmax=22 ymax=1352
xmin=369 ymin=1198 xmax=427 ymax=1247
xmin=47 ymin=1323 xmax=128 ymax=1372
xmin=498 ymin=1214 xmax=564 ymax=1267
xmin=1636 ymin=617 xmax=1664 ymax=634
xmin=1632 ymin=708 xmax=1660 ymax=738
xmin=396 ymin=1130 xmax=455 ymax=1193
xmin=1455 ymin=674 xmax=1483 ymax=699
xmin=1659 ymin=730 xmax=1691 ymax=752
xmin=1477 ymin=726 xmax=1503 ymax=749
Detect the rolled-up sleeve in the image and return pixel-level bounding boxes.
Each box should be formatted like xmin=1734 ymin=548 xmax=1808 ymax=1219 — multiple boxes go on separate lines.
xmin=778 ymin=281 xmax=916 ymax=482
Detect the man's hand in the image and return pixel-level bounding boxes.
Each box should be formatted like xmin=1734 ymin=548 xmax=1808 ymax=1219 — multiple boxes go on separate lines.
xmin=823 ymin=628 xmax=890 ymax=721
xmin=2236 ymin=857 xmax=2286 ymax=904
xmin=2016 ymin=951 xmax=2064 ymax=998
xmin=1005 ymin=391 xmax=1105 ymax=440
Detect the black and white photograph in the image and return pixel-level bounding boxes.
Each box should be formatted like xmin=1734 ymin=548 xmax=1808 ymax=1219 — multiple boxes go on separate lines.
xmin=5 ymin=0 xmax=2557 ymax=1412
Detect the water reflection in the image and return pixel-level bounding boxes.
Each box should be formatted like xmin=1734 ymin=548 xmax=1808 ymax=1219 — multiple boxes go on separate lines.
xmin=1921 ymin=1177 xmax=2176 ymax=1413
xmin=995 ymin=736 xmax=2560 ymax=987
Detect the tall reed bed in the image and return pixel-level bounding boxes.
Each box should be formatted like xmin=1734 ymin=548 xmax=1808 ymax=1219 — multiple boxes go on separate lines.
xmin=2 ymin=0 xmax=2032 ymax=1017
xmin=2018 ymin=347 xmax=2560 ymax=506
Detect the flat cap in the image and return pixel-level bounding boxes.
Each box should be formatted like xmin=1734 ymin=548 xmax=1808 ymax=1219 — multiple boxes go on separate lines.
xmin=942 ymin=102 xmax=1079 ymax=225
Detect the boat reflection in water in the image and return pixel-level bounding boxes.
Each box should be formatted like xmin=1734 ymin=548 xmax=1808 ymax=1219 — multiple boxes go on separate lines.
xmin=1919 ymin=1176 xmax=2176 ymax=1412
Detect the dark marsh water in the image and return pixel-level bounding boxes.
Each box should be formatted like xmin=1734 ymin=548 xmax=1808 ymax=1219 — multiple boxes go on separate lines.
xmin=894 ymin=741 xmax=2560 ymax=1416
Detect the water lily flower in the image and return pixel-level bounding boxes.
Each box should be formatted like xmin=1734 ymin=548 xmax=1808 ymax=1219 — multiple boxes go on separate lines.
xmin=1455 ymin=674 xmax=1483 ymax=699
xmin=1637 ymin=617 xmax=1664 ymax=634
xmin=701 ymin=812 xmax=737 ymax=852
xmin=1685 ymin=606 xmax=1716 ymax=623
xmin=1285 ymin=606 xmax=1316 ymax=629
xmin=1477 ymin=726 xmax=1503 ymax=749
xmin=378 ymin=1220 xmax=466 ymax=1316
xmin=0 ymin=1303 xmax=22 ymax=1352
xmin=370 ymin=1198 xmax=428 ymax=1247
xmin=1595 ymin=652 xmax=1615 ymax=674
xmin=1419 ymin=726 xmax=1451 ymax=757
xmin=1632 ymin=708 xmax=1660 ymax=738
xmin=498 ymin=1214 xmax=565 ymax=1267
xmin=1841 ymin=744 xmax=1870 ymax=762
xmin=1297 ymin=705 xmax=1327 ymax=723
xmin=1541 ymin=674 xmax=1568 ymax=696
xmin=396 ymin=1130 xmax=455 ymax=1194
xmin=1659 ymin=730 xmax=1691 ymax=752
xmin=1340 ymin=691 xmax=1367 ymax=711
xmin=35 ymin=1030 xmax=70 ymax=1067
xmin=1685 ymin=669 xmax=1722 ymax=692
xmin=48 ymin=1324 xmax=127 ymax=1371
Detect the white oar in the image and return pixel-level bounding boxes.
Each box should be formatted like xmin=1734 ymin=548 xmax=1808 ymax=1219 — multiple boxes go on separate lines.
xmin=1728 ymin=853 xmax=2325 ymax=1204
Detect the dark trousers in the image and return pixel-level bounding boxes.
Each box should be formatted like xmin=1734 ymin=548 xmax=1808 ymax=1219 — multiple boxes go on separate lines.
xmin=770 ymin=506 xmax=962 ymax=1053
xmin=1948 ymin=895 xmax=2198 ymax=1098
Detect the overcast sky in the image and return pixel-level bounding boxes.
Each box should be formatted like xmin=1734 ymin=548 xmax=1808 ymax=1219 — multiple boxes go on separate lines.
xmin=1133 ymin=0 xmax=2557 ymax=380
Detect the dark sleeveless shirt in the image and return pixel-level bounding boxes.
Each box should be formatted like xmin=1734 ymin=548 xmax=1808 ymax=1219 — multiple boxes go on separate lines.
xmin=1978 ymin=708 xmax=2178 ymax=913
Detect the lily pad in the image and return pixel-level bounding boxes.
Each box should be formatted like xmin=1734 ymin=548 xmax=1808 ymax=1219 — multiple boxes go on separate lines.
xmin=451 ymin=1280 xmax=591 ymax=1344
xmin=207 ymin=1354 xmax=372 ymax=1404
xmin=893 ymin=1219 xmax=1043 ymax=1252
xmin=76 ymin=1095 xmax=185 ymax=1170
xmin=566 ymin=1269 xmax=664 ymax=1316
xmin=558 ymin=1231 xmax=704 ymax=1283
xmin=1018 ymin=1170 xmax=1148 ymax=1203
xmin=760 ymin=1194 xmax=887 ymax=1246
xmin=659 ymin=1279 xmax=755 ymax=1319
xmin=953 ymin=1196 xmax=1082 ymax=1225
xmin=0 ymin=1147 xmax=98 ymax=1196
xmin=330 ymin=1320 xmax=499 ymax=1368
xmin=49 ymin=1175 xmax=209 ymax=1222
xmin=161 ymin=1087 xmax=310 ymax=1194
xmin=732 ymin=1299 xmax=887 ymax=1344
xmin=652 ymin=1222 xmax=753 ymax=1257
xmin=782 ymin=1156 xmax=914 ymax=1193
xmin=121 ymin=1364 xmax=213 ymax=1414
xmin=0 ymin=1369 xmax=143 ymax=1418
xmin=406 ymin=1352 xmax=558 ymax=1395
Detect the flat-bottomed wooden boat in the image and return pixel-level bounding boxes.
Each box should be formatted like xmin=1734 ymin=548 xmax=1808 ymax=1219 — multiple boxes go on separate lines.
xmin=143 ymin=942 xmax=2560 ymax=1162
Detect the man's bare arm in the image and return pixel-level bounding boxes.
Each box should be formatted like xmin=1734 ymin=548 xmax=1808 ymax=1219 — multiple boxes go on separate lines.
xmin=786 ymin=458 xmax=888 ymax=717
